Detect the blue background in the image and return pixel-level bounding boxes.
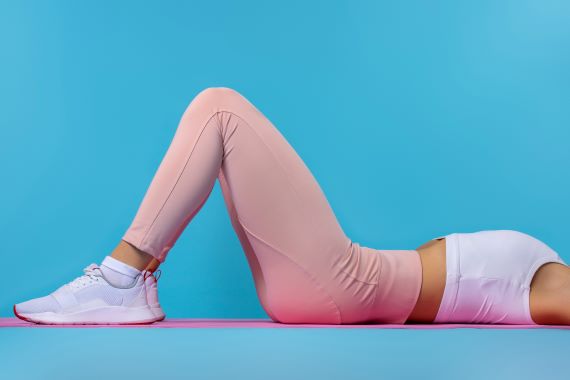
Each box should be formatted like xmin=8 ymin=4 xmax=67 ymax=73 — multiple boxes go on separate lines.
xmin=1 ymin=0 xmax=569 ymax=320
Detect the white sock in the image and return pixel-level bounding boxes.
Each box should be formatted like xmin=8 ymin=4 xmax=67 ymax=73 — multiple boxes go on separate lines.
xmin=100 ymin=256 xmax=141 ymax=287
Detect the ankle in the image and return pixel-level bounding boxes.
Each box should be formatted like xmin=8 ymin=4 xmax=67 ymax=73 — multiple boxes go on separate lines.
xmin=111 ymin=240 xmax=154 ymax=271
xmin=100 ymin=256 xmax=141 ymax=287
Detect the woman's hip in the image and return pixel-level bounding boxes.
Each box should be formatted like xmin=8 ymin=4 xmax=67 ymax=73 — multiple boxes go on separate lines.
xmin=434 ymin=230 xmax=566 ymax=324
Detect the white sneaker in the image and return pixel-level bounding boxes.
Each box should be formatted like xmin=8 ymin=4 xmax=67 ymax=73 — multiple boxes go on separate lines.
xmin=142 ymin=269 xmax=166 ymax=322
xmin=14 ymin=263 xmax=157 ymax=325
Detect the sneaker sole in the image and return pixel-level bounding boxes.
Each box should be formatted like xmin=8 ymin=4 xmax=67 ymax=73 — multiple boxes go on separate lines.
xmin=150 ymin=305 xmax=166 ymax=322
xmin=13 ymin=304 xmax=157 ymax=325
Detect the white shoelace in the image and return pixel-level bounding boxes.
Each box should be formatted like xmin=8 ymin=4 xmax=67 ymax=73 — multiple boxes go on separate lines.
xmin=67 ymin=264 xmax=103 ymax=290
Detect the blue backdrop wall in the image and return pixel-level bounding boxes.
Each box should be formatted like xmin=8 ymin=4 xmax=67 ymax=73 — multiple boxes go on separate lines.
xmin=1 ymin=0 xmax=569 ymax=318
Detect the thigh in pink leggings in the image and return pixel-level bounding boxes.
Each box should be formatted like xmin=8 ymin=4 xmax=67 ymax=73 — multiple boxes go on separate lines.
xmin=122 ymin=87 xmax=423 ymax=324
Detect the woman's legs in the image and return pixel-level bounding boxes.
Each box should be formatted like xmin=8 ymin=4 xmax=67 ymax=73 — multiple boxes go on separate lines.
xmin=15 ymin=85 xmax=422 ymax=325
xmin=113 ymin=88 xmax=570 ymax=326
xmin=121 ymin=87 xmax=356 ymax=323
xmin=120 ymin=86 xmax=424 ymax=324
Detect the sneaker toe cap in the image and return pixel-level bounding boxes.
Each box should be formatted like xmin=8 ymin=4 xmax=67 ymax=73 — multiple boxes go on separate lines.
xmin=15 ymin=295 xmax=62 ymax=314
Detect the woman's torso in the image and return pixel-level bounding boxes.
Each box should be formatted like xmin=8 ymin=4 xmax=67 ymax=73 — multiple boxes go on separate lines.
xmin=406 ymin=238 xmax=447 ymax=323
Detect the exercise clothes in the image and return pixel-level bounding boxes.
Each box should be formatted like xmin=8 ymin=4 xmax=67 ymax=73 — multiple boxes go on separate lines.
xmin=433 ymin=230 xmax=566 ymax=324
xmin=122 ymin=87 xmax=423 ymax=324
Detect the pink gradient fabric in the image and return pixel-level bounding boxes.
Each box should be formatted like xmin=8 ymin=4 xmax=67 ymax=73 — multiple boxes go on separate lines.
xmin=121 ymin=87 xmax=423 ymax=325
xmin=2 ymin=318 xmax=569 ymax=329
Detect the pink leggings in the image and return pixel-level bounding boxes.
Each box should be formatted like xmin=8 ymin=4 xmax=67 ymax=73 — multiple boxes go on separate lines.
xmin=122 ymin=87 xmax=423 ymax=324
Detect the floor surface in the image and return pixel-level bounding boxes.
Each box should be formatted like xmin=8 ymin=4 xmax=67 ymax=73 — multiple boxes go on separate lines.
xmin=1 ymin=318 xmax=568 ymax=380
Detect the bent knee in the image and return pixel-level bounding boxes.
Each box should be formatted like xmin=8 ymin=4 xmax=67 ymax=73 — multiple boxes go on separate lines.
xmin=195 ymin=86 xmax=243 ymax=103
xmin=185 ymin=87 xmax=249 ymax=115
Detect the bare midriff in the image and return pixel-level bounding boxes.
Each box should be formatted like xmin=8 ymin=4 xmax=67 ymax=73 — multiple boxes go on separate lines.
xmin=406 ymin=238 xmax=447 ymax=323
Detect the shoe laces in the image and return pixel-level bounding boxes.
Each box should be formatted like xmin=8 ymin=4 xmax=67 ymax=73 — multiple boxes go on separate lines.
xmin=67 ymin=264 xmax=103 ymax=289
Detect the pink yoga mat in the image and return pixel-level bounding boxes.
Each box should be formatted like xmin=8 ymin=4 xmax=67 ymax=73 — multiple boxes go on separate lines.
xmin=1 ymin=318 xmax=569 ymax=329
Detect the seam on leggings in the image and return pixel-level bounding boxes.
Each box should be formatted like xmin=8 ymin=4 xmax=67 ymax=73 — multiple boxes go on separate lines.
xmin=369 ymin=249 xmax=385 ymax=321
xmin=338 ymin=243 xmax=379 ymax=286
xmin=216 ymin=109 xmax=314 ymax=225
xmin=138 ymin=111 xmax=221 ymax=250
xmin=339 ymin=268 xmax=379 ymax=285
xmin=238 ymin=218 xmax=343 ymax=324
xmin=218 ymin=108 xmax=342 ymax=324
